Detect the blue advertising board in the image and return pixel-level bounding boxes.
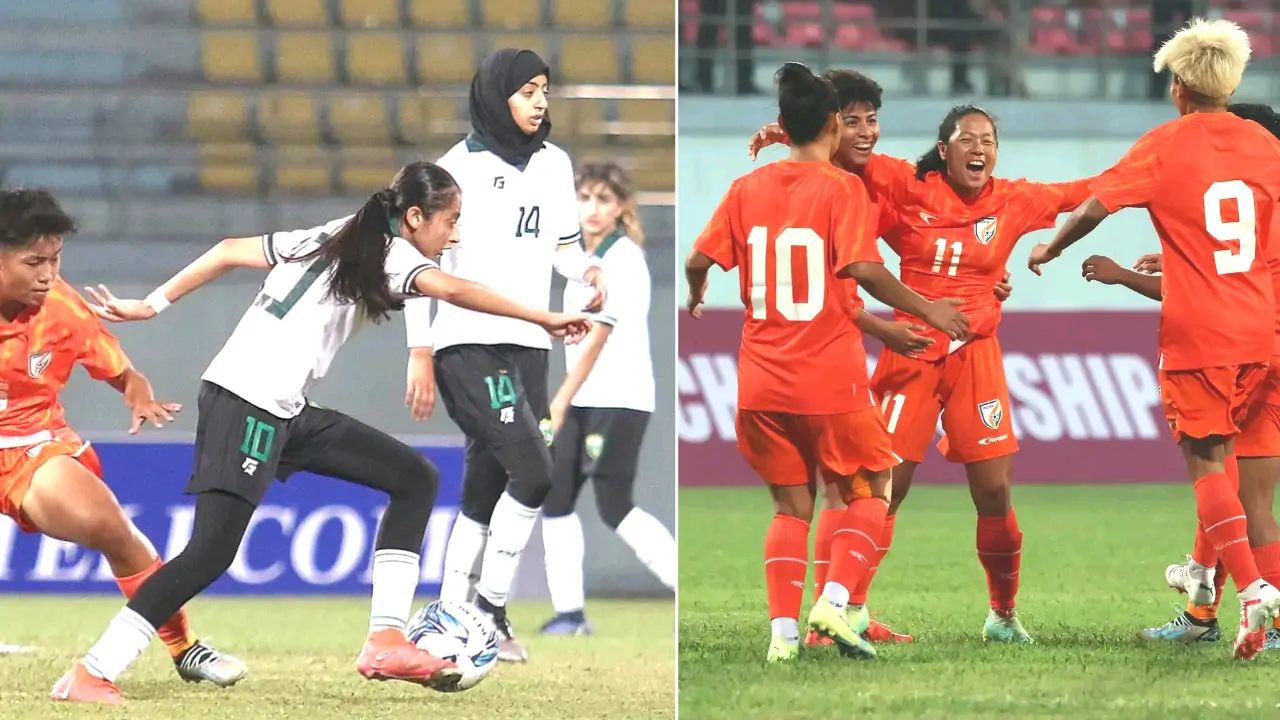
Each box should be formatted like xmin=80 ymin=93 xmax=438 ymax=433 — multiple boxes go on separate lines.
xmin=0 ymin=442 xmax=463 ymax=595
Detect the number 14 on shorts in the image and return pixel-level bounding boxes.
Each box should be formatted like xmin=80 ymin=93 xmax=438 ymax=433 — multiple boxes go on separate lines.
xmin=485 ymin=374 xmax=517 ymax=424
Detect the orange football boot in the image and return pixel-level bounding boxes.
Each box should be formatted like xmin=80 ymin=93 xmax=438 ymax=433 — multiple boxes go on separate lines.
xmin=50 ymin=662 xmax=125 ymax=706
xmin=356 ymin=628 xmax=462 ymax=691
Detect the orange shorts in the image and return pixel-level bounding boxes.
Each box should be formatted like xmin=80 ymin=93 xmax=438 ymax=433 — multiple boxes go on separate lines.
xmin=0 ymin=428 xmax=100 ymax=533
xmin=870 ymin=336 xmax=1018 ymax=464
xmin=1158 ymin=363 xmax=1268 ymax=444
xmin=736 ymin=406 xmax=899 ymax=493
xmin=1234 ymin=361 xmax=1280 ymax=457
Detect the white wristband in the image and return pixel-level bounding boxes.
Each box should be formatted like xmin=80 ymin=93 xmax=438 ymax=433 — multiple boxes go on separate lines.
xmin=144 ymin=289 xmax=171 ymax=314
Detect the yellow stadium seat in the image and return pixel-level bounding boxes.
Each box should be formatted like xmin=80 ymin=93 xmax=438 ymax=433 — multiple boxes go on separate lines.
xmin=198 ymin=143 xmax=258 ymax=192
xmin=630 ymin=146 xmax=674 ymax=192
xmin=397 ymin=95 xmax=466 ymax=144
xmin=347 ymin=33 xmax=408 ymax=85
xmin=482 ymin=0 xmax=541 ymax=29
xmin=416 ymin=33 xmax=475 ymax=84
xmin=409 ymin=0 xmax=470 ymax=27
xmin=340 ymin=0 xmax=400 ymax=27
xmin=329 ymin=94 xmax=391 ymax=144
xmin=196 ymin=0 xmax=256 ymax=25
xmin=266 ymin=0 xmax=329 ymax=26
xmin=187 ymin=91 xmax=250 ymax=140
xmin=275 ymin=33 xmax=336 ymax=83
xmin=491 ymin=33 xmax=546 ymax=59
xmin=617 ymin=98 xmax=673 ymax=136
xmin=201 ymin=33 xmax=263 ymax=82
xmin=631 ymin=35 xmax=673 ymax=84
xmin=274 ymin=146 xmax=332 ymax=193
xmin=624 ymin=0 xmax=674 ymax=28
xmin=555 ymin=98 xmax=604 ymax=136
xmin=340 ymin=147 xmax=399 ymax=193
xmin=560 ymin=35 xmax=618 ymax=83
xmin=552 ymin=0 xmax=612 ymax=28
xmin=259 ymin=93 xmax=322 ymax=142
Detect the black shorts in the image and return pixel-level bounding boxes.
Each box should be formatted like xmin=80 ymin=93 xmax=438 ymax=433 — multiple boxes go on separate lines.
xmin=553 ymin=407 xmax=650 ymax=483
xmin=186 ymin=381 xmax=360 ymax=505
xmin=434 ymin=344 xmax=550 ymax=448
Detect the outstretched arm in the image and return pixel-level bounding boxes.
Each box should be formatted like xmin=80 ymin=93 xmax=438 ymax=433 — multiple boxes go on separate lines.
xmin=413 ymin=268 xmax=590 ymax=339
xmin=1028 ymin=197 xmax=1112 ymax=275
xmin=1081 ymin=255 xmax=1162 ymax=301
xmin=841 ymin=262 xmax=969 ymax=340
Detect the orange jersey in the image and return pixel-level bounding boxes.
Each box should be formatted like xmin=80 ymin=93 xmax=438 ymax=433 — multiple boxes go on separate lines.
xmin=1092 ymin=113 xmax=1280 ymax=371
xmin=695 ymin=160 xmax=882 ymax=415
xmin=862 ymin=154 xmax=1091 ymax=361
xmin=0 ymin=278 xmax=130 ymax=436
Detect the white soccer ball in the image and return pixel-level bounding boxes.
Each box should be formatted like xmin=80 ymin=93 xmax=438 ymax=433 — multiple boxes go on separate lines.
xmin=406 ymin=600 xmax=500 ymax=692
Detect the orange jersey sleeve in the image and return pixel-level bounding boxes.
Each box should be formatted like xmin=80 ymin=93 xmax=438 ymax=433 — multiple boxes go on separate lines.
xmin=860 ymin=154 xmax=917 ymax=207
xmin=64 ymin=286 xmax=131 ymax=381
xmin=1091 ymin=125 xmax=1172 ymax=212
xmin=693 ymin=182 xmax=740 ymax=271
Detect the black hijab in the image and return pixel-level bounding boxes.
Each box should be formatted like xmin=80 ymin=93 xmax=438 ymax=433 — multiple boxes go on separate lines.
xmin=468 ymin=49 xmax=552 ymax=169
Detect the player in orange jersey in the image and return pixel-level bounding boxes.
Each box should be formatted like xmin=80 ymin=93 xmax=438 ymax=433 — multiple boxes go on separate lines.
xmin=1079 ymin=103 xmax=1280 ymax=651
xmin=685 ymin=62 xmax=969 ymax=662
xmin=0 ymin=189 xmax=246 ymax=688
xmin=1029 ymin=19 xmax=1280 ymax=660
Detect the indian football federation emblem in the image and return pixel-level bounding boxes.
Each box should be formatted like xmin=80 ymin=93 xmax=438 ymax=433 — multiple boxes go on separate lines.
xmin=27 ymin=350 xmax=52 ymax=379
xmin=973 ymin=216 xmax=998 ymax=245
xmin=977 ymin=399 xmax=1003 ymax=430
xmin=585 ymin=433 xmax=605 ymax=460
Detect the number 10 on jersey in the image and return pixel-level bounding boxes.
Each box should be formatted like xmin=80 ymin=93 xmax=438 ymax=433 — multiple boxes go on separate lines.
xmin=746 ymin=226 xmax=825 ymax=321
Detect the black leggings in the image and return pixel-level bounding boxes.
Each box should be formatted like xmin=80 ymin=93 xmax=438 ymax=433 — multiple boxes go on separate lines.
xmin=126 ymin=425 xmax=439 ymax=630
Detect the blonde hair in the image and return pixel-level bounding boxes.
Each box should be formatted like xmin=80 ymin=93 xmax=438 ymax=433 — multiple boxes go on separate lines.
xmin=1153 ymin=18 xmax=1251 ymax=103
xmin=575 ymin=162 xmax=644 ymax=246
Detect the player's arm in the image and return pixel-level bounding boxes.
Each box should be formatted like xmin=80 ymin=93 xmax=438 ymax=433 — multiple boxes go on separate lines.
xmin=550 ymin=160 xmax=606 ymax=310
xmin=685 ymin=250 xmax=715 ymax=319
xmin=412 ymin=268 xmax=590 ymax=339
xmin=402 ymin=297 xmax=435 ymax=420
xmin=848 ymin=287 xmax=933 ymax=355
xmin=1027 ymin=197 xmax=1113 ymax=275
xmin=550 ymin=321 xmax=612 ymax=433
xmin=686 ymin=185 xmax=738 ymax=319
xmin=1081 ymin=254 xmax=1162 ymax=301
xmin=843 ymin=262 xmax=968 ymax=340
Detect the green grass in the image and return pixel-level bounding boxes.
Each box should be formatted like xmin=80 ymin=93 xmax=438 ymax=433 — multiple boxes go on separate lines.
xmin=679 ymin=484 xmax=1280 ymax=720
xmin=0 ymin=597 xmax=673 ymax=719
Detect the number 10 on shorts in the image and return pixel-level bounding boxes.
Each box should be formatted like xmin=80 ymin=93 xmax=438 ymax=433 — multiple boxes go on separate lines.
xmin=240 ymin=416 xmax=275 ymax=475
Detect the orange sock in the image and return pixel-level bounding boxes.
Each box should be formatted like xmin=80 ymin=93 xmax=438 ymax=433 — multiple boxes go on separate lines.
xmin=811 ymin=509 xmax=841 ymax=604
xmin=116 ymin=557 xmax=198 ymax=658
xmin=1191 ymin=522 xmax=1217 ymax=567
xmin=827 ymin=499 xmax=888 ymax=597
xmin=976 ymin=511 xmax=1022 ymax=612
xmin=851 ymin=513 xmax=895 ymax=605
xmin=1193 ymin=473 xmax=1260 ymax=590
xmin=764 ymin=514 xmax=810 ymax=624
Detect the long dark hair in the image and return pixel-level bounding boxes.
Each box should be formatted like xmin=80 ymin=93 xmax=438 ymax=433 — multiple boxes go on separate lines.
xmin=775 ymin=62 xmax=839 ymax=145
xmin=915 ymin=105 xmax=997 ymax=180
xmin=318 ymin=162 xmax=459 ymax=323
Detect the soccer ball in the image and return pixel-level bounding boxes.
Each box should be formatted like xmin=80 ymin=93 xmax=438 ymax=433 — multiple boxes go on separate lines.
xmin=406 ymin=600 xmax=500 ymax=692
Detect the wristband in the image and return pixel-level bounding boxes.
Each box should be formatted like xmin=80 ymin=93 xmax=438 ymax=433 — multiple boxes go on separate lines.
xmin=144 ymin=289 xmax=171 ymax=314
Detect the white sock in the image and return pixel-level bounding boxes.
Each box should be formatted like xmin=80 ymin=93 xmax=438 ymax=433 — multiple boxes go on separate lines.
xmin=368 ymin=549 xmax=420 ymax=634
xmin=440 ymin=514 xmax=487 ymax=604
xmin=822 ymin=581 xmax=850 ymax=610
xmin=476 ymin=492 xmax=540 ymax=607
xmin=82 ymin=608 xmax=155 ymax=683
xmin=542 ymin=513 xmax=586 ymax=614
xmin=770 ymin=617 xmax=800 ymax=644
xmin=615 ymin=508 xmax=676 ymax=590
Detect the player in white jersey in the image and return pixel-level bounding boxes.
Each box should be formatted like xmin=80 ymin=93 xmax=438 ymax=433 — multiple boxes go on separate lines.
xmin=539 ymin=163 xmax=675 ymax=636
xmin=401 ymin=48 xmax=607 ymax=662
xmin=50 ymin=163 xmax=590 ymax=705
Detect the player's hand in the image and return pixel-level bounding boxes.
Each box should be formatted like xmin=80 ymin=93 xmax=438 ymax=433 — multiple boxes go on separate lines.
xmin=1027 ymin=243 xmax=1059 ymax=276
xmin=880 ymin=321 xmax=933 ymax=357
xmin=748 ymin=123 xmax=789 ymax=161
xmin=542 ymin=313 xmax=592 ymax=343
xmin=993 ymin=271 xmax=1013 ymax=302
xmin=1133 ymin=253 xmax=1163 ymax=275
xmin=581 ymin=267 xmax=607 ymax=313
xmin=83 ymin=285 xmax=157 ymax=322
xmin=1081 ymin=255 xmax=1126 ymax=285
xmin=128 ymin=399 xmax=182 ymax=434
xmin=404 ymin=349 xmax=435 ymax=421
xmin=920 ymin=298 xmax=969 ymax=341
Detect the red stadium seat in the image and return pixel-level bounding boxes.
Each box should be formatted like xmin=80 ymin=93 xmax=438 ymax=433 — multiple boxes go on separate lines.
xmin=1224 ymin=11 xmax=1271 ymax=58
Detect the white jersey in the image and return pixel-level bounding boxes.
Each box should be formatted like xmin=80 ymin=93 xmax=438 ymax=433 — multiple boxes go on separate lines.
xmin=563 ymin=234 xmax=654 ymax=413
xmin=202 ymin=216 xmax=438 ymax=419
xmin=403 ymin=136 xmax=580 ymax=352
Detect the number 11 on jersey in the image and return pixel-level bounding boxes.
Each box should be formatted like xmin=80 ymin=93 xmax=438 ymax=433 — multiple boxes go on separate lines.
xmin=932 ymin=238 xmax=962 ymax=276
xmin=746 ymin=226 xmax=825 ymax=322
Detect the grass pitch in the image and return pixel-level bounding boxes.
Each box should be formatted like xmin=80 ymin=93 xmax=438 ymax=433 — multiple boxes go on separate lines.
xmin=0 ymin=597 xmax=672 ymax=719
xmin=679 ymin=484 xmax=1280 ymax=719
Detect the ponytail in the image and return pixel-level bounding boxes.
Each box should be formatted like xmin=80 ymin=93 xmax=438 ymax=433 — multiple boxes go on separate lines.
xmin=913 ymin=147 xmax=947 ymax=181
xmin=915 ymin=104 xmax=997 ymax=181
xmin=320 ymin=189 xmax=400 ymax=323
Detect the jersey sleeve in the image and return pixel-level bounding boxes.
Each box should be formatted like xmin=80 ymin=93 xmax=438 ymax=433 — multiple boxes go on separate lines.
xmin=1014 ymin=176 xmax=1098 ymax=232
xmin=692 ymin=182 xmax=739 ymax=271
xmin=592 ymin=245 xmax=648 ymax=328
xmin=1091 ymin=128 xmax=1167 ymax=212
xmin=549 ymin=154 xmax=583 ymax=246
xmin=384 ymin=238 xmax=439 ymax=297
xmin=831 ymin=173 xmax=882 ymax=270
xmin=265 ymin=216 xmax=351 ymax=266
xmin=59 ymin=283 xmax=131 ymax=381
xmin=860 ymin=154 xmax=917 ymax=206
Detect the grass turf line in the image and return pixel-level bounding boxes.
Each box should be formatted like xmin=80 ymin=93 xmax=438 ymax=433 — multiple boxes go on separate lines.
xmin=679 ymin=484 xmax=1280 ymax=719
xmin=0 ymin=597 xmax=673 ymax=719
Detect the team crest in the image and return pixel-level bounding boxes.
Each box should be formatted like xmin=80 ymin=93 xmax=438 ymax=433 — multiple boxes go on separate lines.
xmin=27 ymin=351 xmax=51 ymax=379
xmin=539 ymin=418 xmax=554 ymax=446
xmin=977 ymin=399 xmax=1003 ymax=430
xmin=973 ymin=216 xmax=998 ymax=245
xmin=585 ymin=433 xmax=605 ymax=460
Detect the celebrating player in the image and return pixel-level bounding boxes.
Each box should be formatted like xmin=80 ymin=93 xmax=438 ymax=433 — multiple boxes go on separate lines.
xmin=0 ymin=189 xmax=246 ymax=694
xmin=1081 ymin=103 xmax=1280 ymax=650
xmin=1028 ymin=19 xmax=1280 ymax=660
xmin=53 ymin=162 xmax=592 ymax=704
xmin=685 ymin=61 xmax=969 ymax=662
xmin=401 ymin=48 xmax=606 ymax=662
xmin=539 ymin=162 xmax=676 ymax=636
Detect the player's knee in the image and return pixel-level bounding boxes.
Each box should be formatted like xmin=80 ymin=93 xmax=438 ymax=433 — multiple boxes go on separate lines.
xmin=593 ymin=479 xmax=634 ymax=530
xmin=393 ymin=451 xmax=441 ymax=505
xmin=541 ymin=483 xmax=576 ymax=518
xmin=495 ymin=438 xmax=553 ymax=509
xmin=82 ymin=509 xmax=139 ymax=556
